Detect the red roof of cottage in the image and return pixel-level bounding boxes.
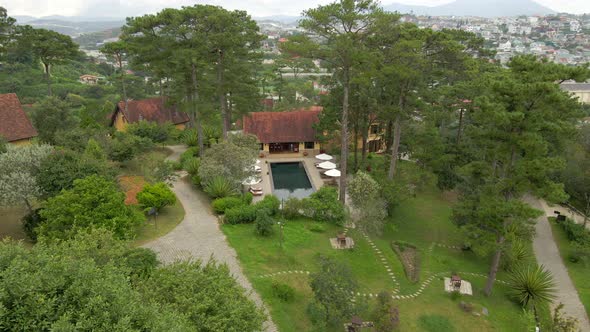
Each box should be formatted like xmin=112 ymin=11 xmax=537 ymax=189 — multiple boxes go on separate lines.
xmin=112 ymin=97 xmax=190 ymax=126
xmin=243 ymin=107 xmax=322 ymax=144
xmin=0 ymin=93 xmax=38 ymax=142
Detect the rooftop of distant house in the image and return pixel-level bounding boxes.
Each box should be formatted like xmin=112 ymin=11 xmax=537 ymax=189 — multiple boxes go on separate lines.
xmin=0 ymin=93 xmax=38 ymax=142
xmin=111 ymin=97 xmax=190 ymax=126
xmin=243 ymin=106 xmax=322 ymax=144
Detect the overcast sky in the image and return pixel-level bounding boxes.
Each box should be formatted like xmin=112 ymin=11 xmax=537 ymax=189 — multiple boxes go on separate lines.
xmin=3 ymin=0 xmax=590 ymax=18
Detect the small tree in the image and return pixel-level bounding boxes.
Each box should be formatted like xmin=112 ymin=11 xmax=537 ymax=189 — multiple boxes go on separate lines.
xmin=508 ymin=264 xmax=556 ymax=324
xmin=0 ymin=144 xmax=52 ymax=212
xmin=38 ymin=175 xmax=145 ymax=240
xmin=374 ymin=291 xmax=399 ymax=332
xmin=302 ymin=187 xmax=346 ymax=225
xmin=349 ymin=171 xmax=387 ymax=234
xmin=255 ymin=210 xmax=274 ymax=236
xmin=552 ymin=303 xmax=579 ymax=332
xmin=309 ymin=256 xmax=358 ymax=327
xmin=137 ymin=182 xmax=176 ymax=212
xmin=198 ymin=139 xmax=257 ymax=188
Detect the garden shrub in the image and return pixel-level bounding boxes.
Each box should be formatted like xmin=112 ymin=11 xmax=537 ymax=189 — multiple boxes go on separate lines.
xmin=180 ymin=147 xmax=199 ymax=166
xmin=255 ymin=195 xmax=280 ymax=216
xmin=569 ymin=242 xmax=590 ymax=263
xmin=22 ymin=208 xmax=45 ymax=242
xmin=255 ymin=210 xmax=274 ymax=236
xmin=301 ymin=187 xmax=345 ymax=225
xmin=242 ymin=192 xmax=253 ymax=205
xmin=182 ymin=129 xmax=199 ymax=147
xmin=183 ymin=157 xmax=200 ymax=176
xmin=212 ymin=197 xmax=245 ymax=215
xmin=225 ymin=205 xmax=258 ymax=224
xmin=108 ymin=132 xmax=153 ymax=162
xmin=271 ymin=281 xmax=295 ymax=302
xmin=203 ymin=176 xmax=238 ymax=199
xmin=283 ymin=197 xmax=303 ymax=219
xmin=136 ymin=182 xmax=176 ymax=212
xmin=126 ymin=120 xmax=172 ymax=143
xmin=559 ymin=218 xmax=590 ymax=245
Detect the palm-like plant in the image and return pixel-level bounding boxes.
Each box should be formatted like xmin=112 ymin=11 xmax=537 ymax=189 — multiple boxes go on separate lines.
xmin=203 ymin=176 xmax=238 ymax=199
xmin=508 ymin=264 xmax=556 ymax=322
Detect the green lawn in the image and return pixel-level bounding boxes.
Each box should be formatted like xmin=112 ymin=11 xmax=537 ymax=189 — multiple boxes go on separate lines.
xmin=222 ymin=185 xmax=541 ymax=332
xmin=548 ymin=218 xmax=590 ymax=316
xmin=133 ymin=200 xmax=184 ymax=246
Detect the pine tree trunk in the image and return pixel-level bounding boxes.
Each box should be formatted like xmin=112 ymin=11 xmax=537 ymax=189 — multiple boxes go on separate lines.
xmin=339 ymin=71 xmax=350 ymax=204
xmin=388 ymin=113 xmax=401 ymax=179
xmin=44 ymin=63 xmax=52 ymax=96
xmin=456 ymin=108 xmax=464 ymax=145
xmin=484 ymin=235 xmax=505 ymax=296
xmin=191 ymin=64 xmax=204 ymax=156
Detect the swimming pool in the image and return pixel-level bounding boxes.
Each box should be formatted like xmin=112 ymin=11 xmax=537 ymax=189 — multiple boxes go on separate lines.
xmin=269 ymin=162 xmax=314 ymax=201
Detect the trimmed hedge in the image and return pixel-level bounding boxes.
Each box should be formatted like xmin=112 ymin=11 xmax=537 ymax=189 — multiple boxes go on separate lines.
xmin=225 ymin=205 xmax=258 ymax=224
xmin=255 ymin=195 xmax=280 ymax=216
xmin=212 ymin=197 xmax=246 ymax=215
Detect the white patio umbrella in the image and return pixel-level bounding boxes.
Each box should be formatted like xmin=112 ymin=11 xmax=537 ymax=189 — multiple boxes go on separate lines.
xmin=255 ymin=159 xmax=261 ymax=164
xmin=242 ymin=176 xmax=262 ymax=186
xmin=254 ymin=165 xmax=262 ymax=172
xmin=324 ymin=169 xmax=341 ymax=177
xmin=315 ymin=153 xmax=333 ymax=161
xmin=317 ymin=161 xmax=337 ymax=170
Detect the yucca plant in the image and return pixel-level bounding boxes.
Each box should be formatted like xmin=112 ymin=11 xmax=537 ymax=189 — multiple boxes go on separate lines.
xmin=508 ymin=265 xmax=556 ymax=323
xmin=183 ymin=157 xmax=200 ymax=176
xmin=182 ymin=129 xmax=199 ymax=147
xmin=203 ymin=176 xmax=238 ymax=199
xmin=503 ymin=241 xmax=533 ymax=272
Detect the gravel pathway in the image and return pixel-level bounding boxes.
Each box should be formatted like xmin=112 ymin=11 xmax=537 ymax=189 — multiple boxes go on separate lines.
xmin=525 ymin=195 xmax=590 ymax=331
xmin=143 ymin=145 xmax=277 ymax=332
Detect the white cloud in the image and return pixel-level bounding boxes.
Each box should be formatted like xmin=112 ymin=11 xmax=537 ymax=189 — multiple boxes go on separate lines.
xmin=3 ymin=0 xmax=590 ymax=18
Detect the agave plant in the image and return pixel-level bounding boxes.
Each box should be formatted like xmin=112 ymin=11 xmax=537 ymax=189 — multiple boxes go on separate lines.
xmin=508 ymin=264 xmax=556 ymax=321
xmin=182 ymin=129 xmax=199 ymax=147
xmin=203 ymin=176 xmax=238 ymax=199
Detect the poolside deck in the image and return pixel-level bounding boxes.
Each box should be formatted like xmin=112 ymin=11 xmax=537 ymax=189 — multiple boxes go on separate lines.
xmin=250 ymin=155 xmax=329 ymax=203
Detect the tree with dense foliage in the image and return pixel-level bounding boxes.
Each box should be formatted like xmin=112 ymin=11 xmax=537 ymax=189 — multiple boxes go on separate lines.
xmin=0 ymin=144 xmax=52 ymax=213
xmin=38 ymin=175 xmax=144 ymax=240
xmin=301 ymin=186 xmax=346 ymax=225
xmin=0 ymin=229 xmax=264 ymax=331
xmin=31 ymin=96 xmax=78 ymax=144
xmin=24 ymin=28 xmax=79 ymax=96
xmin=298 ymin=0 xmax=382 ymax=202
xmin=309 ymin=256 xmax=359 ymax=327
xmin=348 ymin=171 xmax=387 ymax=234
xmin=452 ymin=56 xmax=589 ymax=295
xmin=137 ymin=182 xmax=176 ymax=212
xmin=0 ymin=6 xmax=15 ymax=60
xmin=100 ymin=41 xmax=129 ymax=110
xmin=560 ymin=123 xmax=590 ymax=226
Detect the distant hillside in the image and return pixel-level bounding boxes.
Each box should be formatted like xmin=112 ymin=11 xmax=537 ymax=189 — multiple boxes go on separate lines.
xmin=384 ymin=0 xmax=556 ymax=17
xmin=15 ymin=17 xmax=124 ymax=37
xmin=74 ymin=28 xmax=122 ymax=50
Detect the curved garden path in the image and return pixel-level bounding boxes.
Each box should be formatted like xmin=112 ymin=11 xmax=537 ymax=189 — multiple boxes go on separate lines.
xmin=143 ymin=145 xmax=278 ymax=332
xmin=525 ymin=195 xmax=590 ymax=331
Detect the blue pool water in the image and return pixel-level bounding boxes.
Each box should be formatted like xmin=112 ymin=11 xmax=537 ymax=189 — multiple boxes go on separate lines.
xmin=270 ymin=162 xmax=314 ymax=201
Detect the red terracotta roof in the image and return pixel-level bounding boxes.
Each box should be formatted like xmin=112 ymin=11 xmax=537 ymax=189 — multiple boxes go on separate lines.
xmin=113 ymin=97 xmax=190 ymax=126
xmin=243 ymin=107 xmax=322 ymax=144
xmin=0 ymin=93 xmax=38 ymax=142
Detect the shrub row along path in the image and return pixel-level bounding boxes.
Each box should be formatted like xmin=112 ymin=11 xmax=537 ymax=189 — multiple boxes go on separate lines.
xmin=143 ymin=145 xmax=278 ymax=332
xmin=525 ymin=194 xmax=590 ymax=331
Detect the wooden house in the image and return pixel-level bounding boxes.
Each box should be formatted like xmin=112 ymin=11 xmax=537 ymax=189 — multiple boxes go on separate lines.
xmin=110 ymin=97 xmax=190 ymax=132
xmin=0 ymin=93 xmax=38 ymax=145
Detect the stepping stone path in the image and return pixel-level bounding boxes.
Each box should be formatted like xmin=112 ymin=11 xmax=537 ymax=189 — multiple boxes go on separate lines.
xmin=358 ymin=231 xmax=400 ymax=293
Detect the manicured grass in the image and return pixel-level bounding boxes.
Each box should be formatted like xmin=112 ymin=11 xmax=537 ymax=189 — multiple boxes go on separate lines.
xmin=133 ymin=199 xmax=185 ymax=246
xmin=222 ymin=186 xmax=539 ymax=332
xmin=0 ymin=206 xmax=31 ymax=245
xmin=548 ymin=218 xmax=590 ymax=316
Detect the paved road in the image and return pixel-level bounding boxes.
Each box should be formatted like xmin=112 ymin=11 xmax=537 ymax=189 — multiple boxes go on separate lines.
xmin=525 ymin=195 xmax=590 ymax=331
xmin=143 ymin=145 xmax=277 ymax=332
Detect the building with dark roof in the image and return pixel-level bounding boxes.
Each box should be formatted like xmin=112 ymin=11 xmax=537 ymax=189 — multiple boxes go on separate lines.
xmin=0 ymin=93 xmax=38 ymax=145
xmin=110 ymin=97 xmax=190 ymax=131
xmin=243 ymin=107 xmax=322 ymax=154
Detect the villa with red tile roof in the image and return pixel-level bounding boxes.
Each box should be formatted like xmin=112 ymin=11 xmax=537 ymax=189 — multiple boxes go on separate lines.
xmin=243 ymin=106 xmax=322 ymax=154
xmin=110 ymin=97 xmax=190 ymax=132
xmin=0 ymin=93 xmax=38 ymax=145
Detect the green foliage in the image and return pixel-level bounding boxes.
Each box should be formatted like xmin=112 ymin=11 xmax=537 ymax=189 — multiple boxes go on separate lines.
xmin=121 ymin=247 xmax=159 ymax=278
xmin=242 ymin=192 xmax=253 ymax=205
xmin=31 ymin=96 xmax=78 ymax=144
xmin=502 ymin=241 xmax=533 ymax=272
xmin=180 ymin=146 xmax=200 ymax=164
xmin=38 ymin=175 xmax=145 ymax=240
xmin=126 ymin=120 xmax=173 ymax=143
xmin=137 ymin=182 xmax=176 ymax=212
xmin=212 ymin=196 xmax=246 ymax=215
xmin=255 ymin=210 xmax=274 ymax=236
xmin=225 ymin=205 xmax=258 ymax=225
xmin=182 ymin=129 xmax=199 ymax=147
xmin=559 ymin=218 xmax=590 ymax=245
xmin=203 ymin=176 xmax=239 ymax=199
xmin=508 ymin=265 xmax=556 ymax=310
xmin=301 ymin=187 xmax=346 ymax=225
xmin=552 ymin=303 xmax=580 ymax=332
xmin=138 ymin=260 xmax=265 ymax=331
xmin=271 ymin=281 xmax=295 ymax=302
xmin=198 ymin=139 xmax=258 ymax=189
xmin=21 ymin=208 xmax=44 ymax=242
xmin=373 ymin=291 xmax=399 ymax=332
xmin=108 ymin=132 xmax=153 ymax=162
xmin=417 ymin=314 xmax=456 ymax=332
xmin=309 ymin=256 xmax=358 ymax=326
xmin=283 ymin=197 xmax=304 ymax=219
xmin=349 ymin=172 xmax=388 ymax=234
xmin=183 ymin=157 xmax=201 ymax=176
xmin=255 ymin=195 xmax=280 ymax=216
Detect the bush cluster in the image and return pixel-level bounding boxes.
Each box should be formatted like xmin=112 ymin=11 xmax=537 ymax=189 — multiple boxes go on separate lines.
xmin=282 ymin=187 xmax=345 ymax=225
xmin=558 ymin=218 xmax=590 ymax=263
xmin=225 ymin=205 xmax=258 ymax=224
xmin=271 ymin=281 xmax=295 ymax=302
xmin=126 ymin=121 xmax=175 ymax=143
xmin=223 ymin=195 xmax=281 ymax=225
xmin=212 ymin=197 xmax=246 ymax=215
